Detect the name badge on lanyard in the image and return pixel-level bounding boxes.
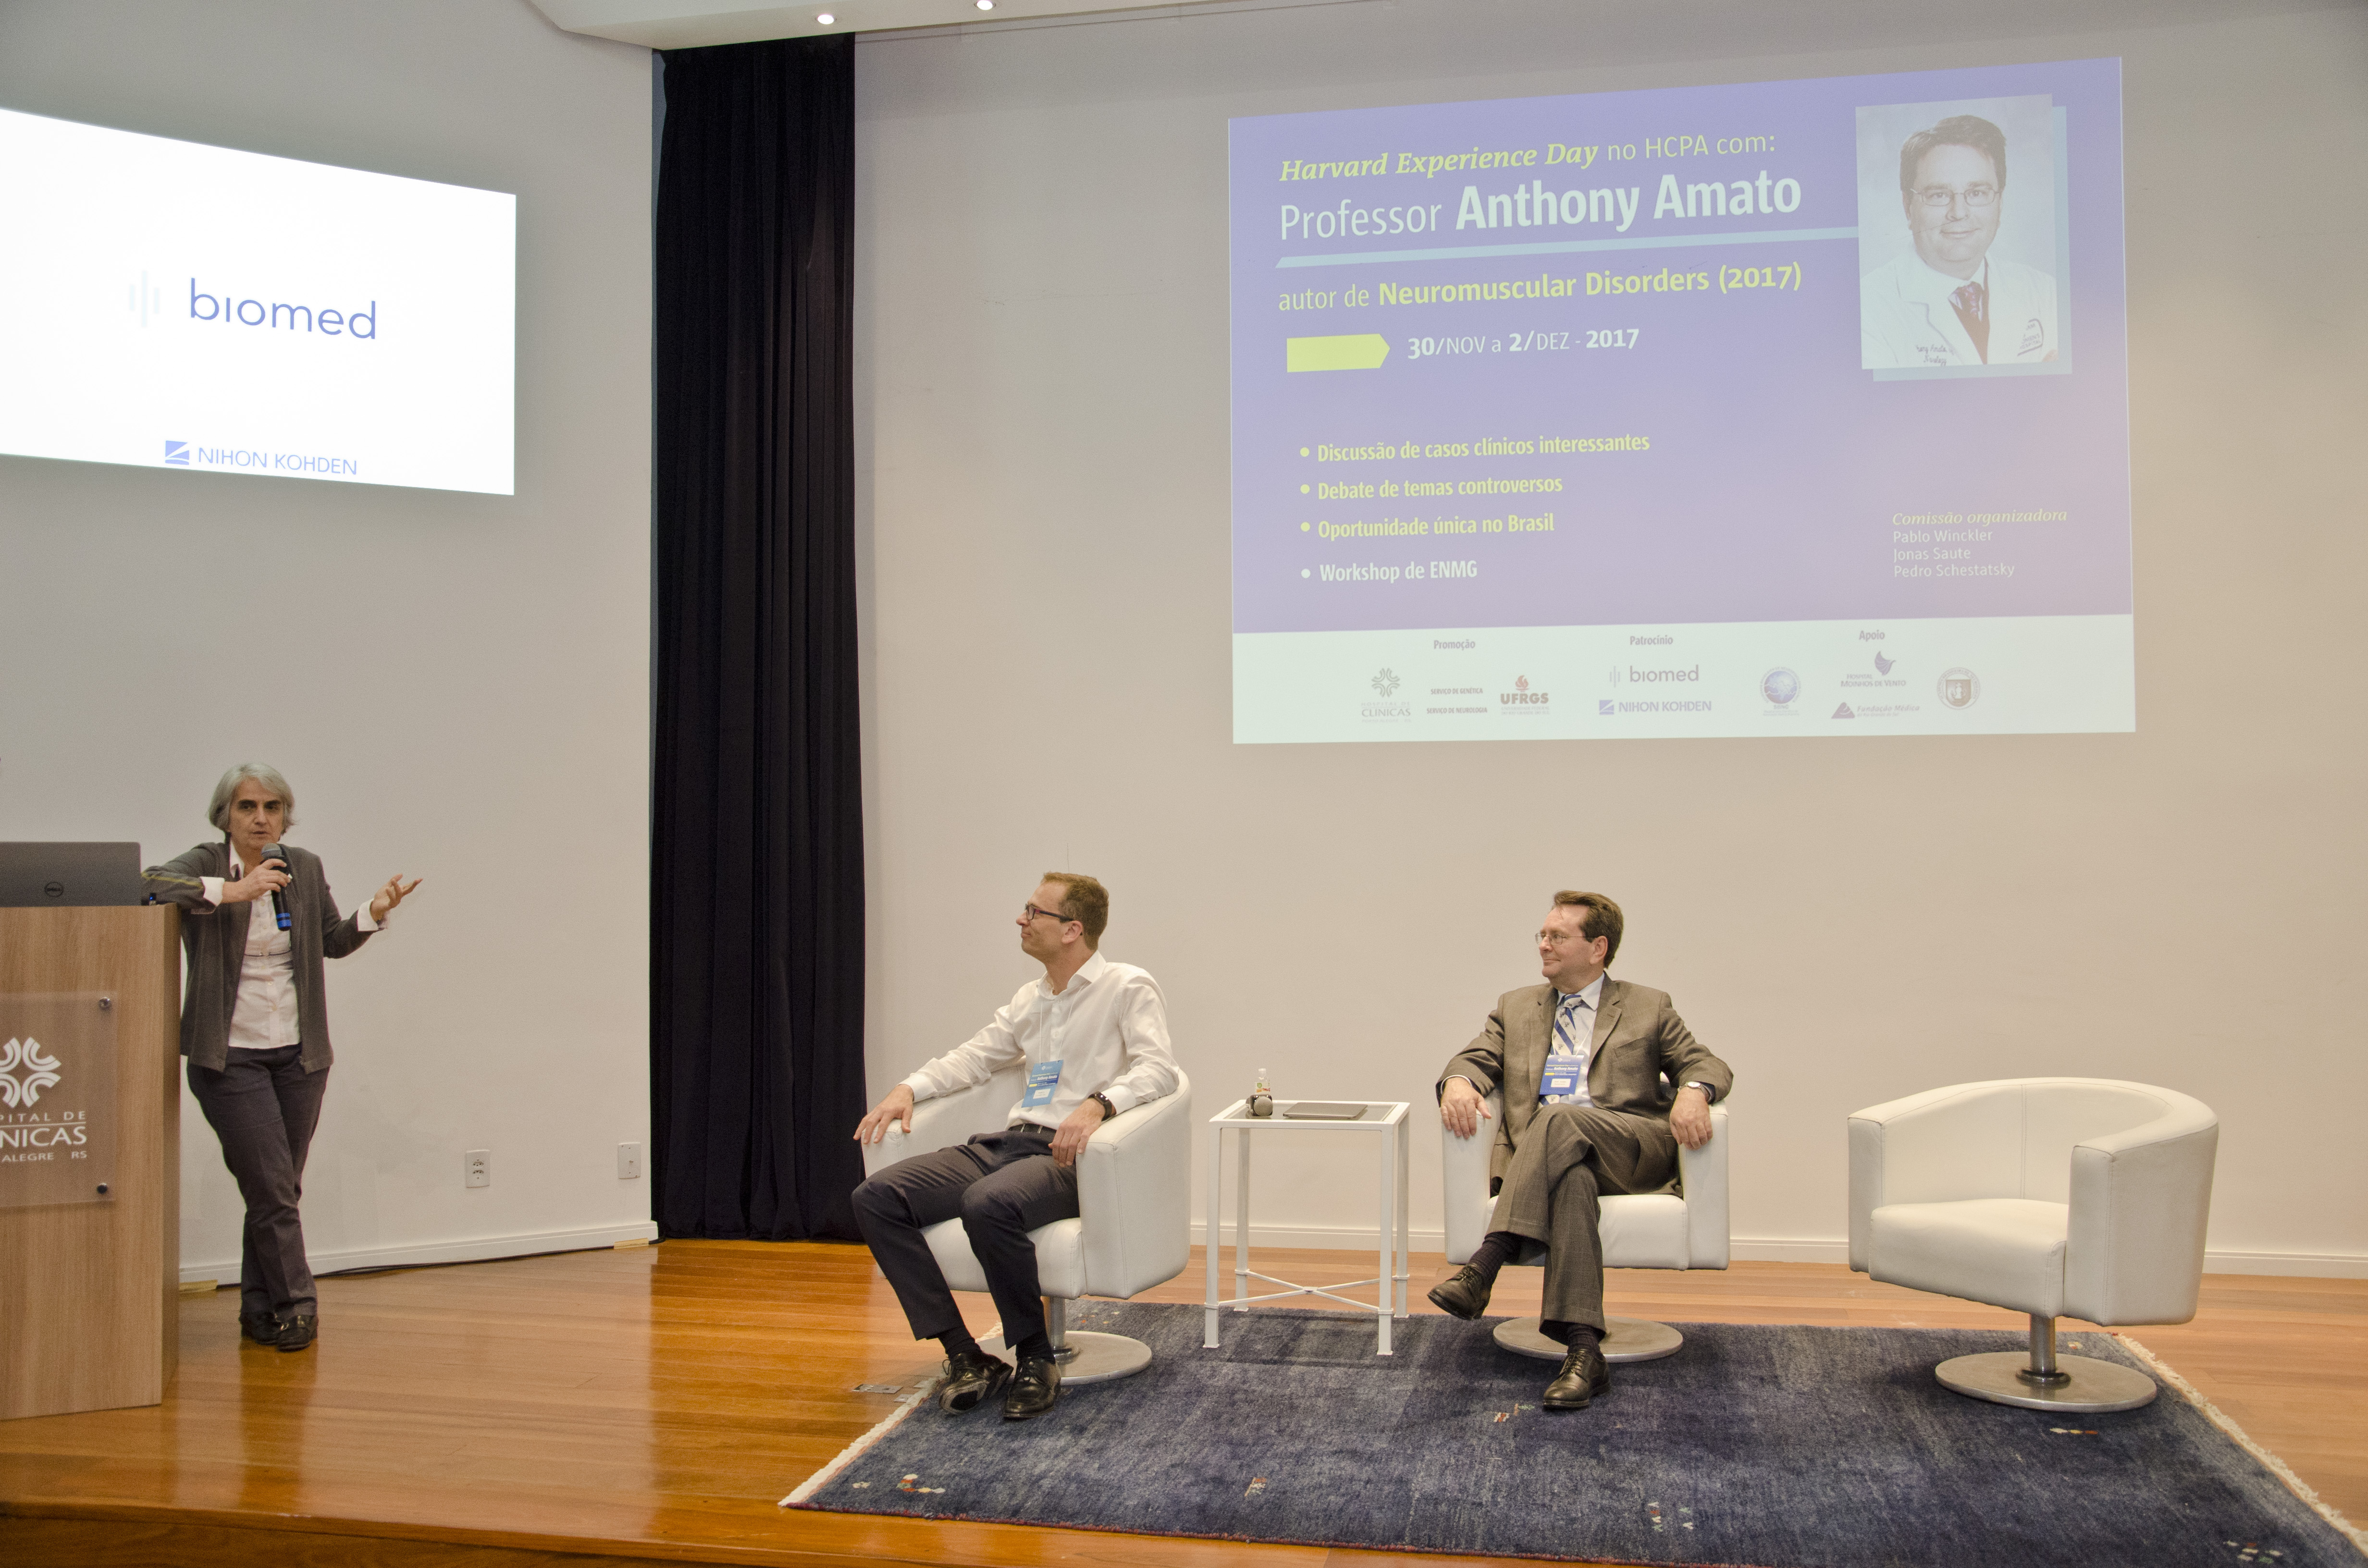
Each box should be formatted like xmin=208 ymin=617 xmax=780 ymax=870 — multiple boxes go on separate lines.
xmin=1022 ymin=1059 xmax=1064 ymax=1110
xmin=1541 ymin=1054 xmax=1585 ymax=1101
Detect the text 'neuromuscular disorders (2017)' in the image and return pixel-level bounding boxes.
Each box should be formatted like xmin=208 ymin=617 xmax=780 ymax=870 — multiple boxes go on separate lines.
xmin=1232 ymin=61 xmax=2133 ymax=744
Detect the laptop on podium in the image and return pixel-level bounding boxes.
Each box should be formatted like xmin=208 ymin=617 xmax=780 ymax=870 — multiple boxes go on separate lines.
xmin=0 ymin=842 xmax=147 ymax=906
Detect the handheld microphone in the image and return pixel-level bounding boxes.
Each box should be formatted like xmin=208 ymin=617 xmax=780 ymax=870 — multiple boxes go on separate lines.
xmin=260 ymin=842 xmax=293 ymax=931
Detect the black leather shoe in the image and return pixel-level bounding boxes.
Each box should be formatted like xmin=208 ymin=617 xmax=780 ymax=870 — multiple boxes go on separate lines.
xmin=1541 ymin=1338 xmax=1610 ymax=1410
xmin=1427 ymin=1264 xmax=1494 ymax=1320
xmin=274 ymin=1313 xmax=318 ymax=1353
xmin=937 ymin=1350 xmax=1010 ymax=1413
xmin=239 ymin=1312 xmax=282 ymax=1345
xmin=1001 ymin=1355 xmax=1061 ymax=1420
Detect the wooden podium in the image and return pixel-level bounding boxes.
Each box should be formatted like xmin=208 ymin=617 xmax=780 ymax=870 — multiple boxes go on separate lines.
xmin=0 ymin=906 xmax=180 ymax=1421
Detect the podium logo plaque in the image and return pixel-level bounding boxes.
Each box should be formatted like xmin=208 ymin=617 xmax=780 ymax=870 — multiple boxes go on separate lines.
xmin=0 ymin=1037 xmax=63 ymax=1104
xmin=0 ymin=992 xmax=116 ymax=1207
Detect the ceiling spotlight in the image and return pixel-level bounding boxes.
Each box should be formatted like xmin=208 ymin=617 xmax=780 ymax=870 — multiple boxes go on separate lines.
xmin=816 ymin=11 xmax=833 ymax=22
xmin=977 ymin=1 xmax=994 ymax=9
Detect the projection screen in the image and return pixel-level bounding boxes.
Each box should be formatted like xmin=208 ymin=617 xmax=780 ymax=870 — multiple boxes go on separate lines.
xmin=0 ymin=107 xmax=516 ymax=496
xmin=1230 ymin=60 xmax=2129 ymax=742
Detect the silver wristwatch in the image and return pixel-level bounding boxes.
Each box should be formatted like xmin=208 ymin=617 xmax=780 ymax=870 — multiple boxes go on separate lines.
xmin=1683 ymin=1080 xmax=1717 ymax=1103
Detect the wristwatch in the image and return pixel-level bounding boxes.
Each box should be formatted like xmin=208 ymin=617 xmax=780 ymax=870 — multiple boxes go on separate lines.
xmin=1089 ymin=1092 xmax=1118 ymax=1120
xmin=1682 ymin=1080 xmax=1718 ymax=1103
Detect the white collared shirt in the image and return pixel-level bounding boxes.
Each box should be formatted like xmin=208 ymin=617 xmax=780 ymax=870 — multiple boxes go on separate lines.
xmin=1862 ymin=247 xmax=2056 ymax=368
xmin=901 ymin=950 xmax=1179 ymax=1130
xmin=200 ymin=850 xmax=384 ymax=1052
xmin=1540 ymin=972 xmax=1606 ymax=1107
xmin=1914 ymin=253 xmax=1987 ymax=303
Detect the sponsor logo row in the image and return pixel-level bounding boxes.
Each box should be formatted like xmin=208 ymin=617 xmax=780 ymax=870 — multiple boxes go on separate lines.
xmin=1358 ymin=651 xmax=1983 ymax=723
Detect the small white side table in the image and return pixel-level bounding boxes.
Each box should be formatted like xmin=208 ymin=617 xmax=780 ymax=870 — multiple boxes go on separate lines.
xmin=1203 ymin=1098 xmax=1412 ymax=1354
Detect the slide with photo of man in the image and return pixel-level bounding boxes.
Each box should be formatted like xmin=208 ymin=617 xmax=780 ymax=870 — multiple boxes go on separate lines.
xmin=1229 ymin=58 xmax=2129 ymax=745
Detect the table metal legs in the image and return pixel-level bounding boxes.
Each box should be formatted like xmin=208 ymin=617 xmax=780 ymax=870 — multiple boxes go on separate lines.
xmin=1202 ymin=1124 xmax=1223 ymax=1348
xmin=1203 ymin=1121 xmax=1410 ymax=1356
xmin=1235 ymin=1130 xmax=1251 ymax=1310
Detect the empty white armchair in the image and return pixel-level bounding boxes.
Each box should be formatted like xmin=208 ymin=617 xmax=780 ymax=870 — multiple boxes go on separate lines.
xmin=863 ymin=1065 xmax=1194 ymax=1381
xmin=1850 ymin=1077 xmax=2217 ymax=1412
xmin=1441 ymin=1091 xmax=1729 ymax=1362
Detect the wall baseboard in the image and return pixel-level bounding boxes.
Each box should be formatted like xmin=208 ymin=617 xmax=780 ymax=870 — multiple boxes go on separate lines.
xmin=179 ymin=1220 xmax=661 ymax=1286
xmin=181 ymin=1224 xmax=2367 ymax=1287
xmin=1193 ymin=1221 xmax=1448 ymax=1253
xmin=2193 ymin=1250 xmax=2368 ymax=1280
xmin=1187 ymin=1225 xmax=2368 ymax=1280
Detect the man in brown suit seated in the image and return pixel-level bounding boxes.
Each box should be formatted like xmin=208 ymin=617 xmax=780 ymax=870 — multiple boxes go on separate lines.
xmin=1430 ymin=891 xmax=1733 ymax=1410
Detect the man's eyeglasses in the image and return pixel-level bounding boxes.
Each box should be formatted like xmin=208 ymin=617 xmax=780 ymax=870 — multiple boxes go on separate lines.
xmin=1536 ymin=930 xmax=1599 ymax=947
xmin=1023 ymin=904 xmax=1077 ymax=925
xmin=1912 ymin=183 xmax=1999 ymax=211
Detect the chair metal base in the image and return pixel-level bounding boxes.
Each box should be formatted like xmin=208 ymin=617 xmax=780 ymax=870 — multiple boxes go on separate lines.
xmin=1934 ymin=1351 xmax=2158 ymax=1412
xmin=979 ymin=1328 xmax=1153 ymax=1385
xmin=1493 ymin=1314 xmax=1684 ymax=1364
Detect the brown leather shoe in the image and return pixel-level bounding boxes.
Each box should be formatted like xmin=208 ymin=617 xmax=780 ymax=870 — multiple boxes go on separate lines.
xmin=1542 ymin=1338 xmax=1610 ymax=1409
xmin=1426 ymin=1264 xmax=1494 ymax=1320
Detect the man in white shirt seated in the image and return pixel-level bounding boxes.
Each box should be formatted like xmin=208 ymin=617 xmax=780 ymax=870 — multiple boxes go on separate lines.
xmin=852 ymin=872 xmax=1178 ymax=1421
xmin=1861 ymin=113 xmax=2058 ymax=368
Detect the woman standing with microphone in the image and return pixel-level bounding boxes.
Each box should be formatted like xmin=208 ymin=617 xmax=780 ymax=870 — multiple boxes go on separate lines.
xmin=144 ymin=764 xmax=420 ymax=1352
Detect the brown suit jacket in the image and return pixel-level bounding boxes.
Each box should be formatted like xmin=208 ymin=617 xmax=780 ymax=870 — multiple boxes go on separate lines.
xmin=142 ymin=841 xmax=373 ymax=1073
xmin=1438 ymin=977 xmax=1733 ymax=1190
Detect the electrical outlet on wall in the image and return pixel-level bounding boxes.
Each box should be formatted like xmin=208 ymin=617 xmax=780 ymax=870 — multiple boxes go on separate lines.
xmin=465 ymin=1148 xmax=491 ymax=1188
xmin=617 ymin=1141 xmax=643 ymax=1180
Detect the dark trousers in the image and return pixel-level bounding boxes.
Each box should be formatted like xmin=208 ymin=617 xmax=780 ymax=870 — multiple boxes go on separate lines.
xmin=187 ymin=1045 xmax=329 ymax=1320
xmin=851 ymin=1126 xmax=1079 ymax=1352
xmin=1491 ymin=1103 xmax=1677 ymax=1334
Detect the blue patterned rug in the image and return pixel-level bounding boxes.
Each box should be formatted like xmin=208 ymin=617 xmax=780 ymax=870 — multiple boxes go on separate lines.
xmin=786 ymin=1303 xmax=2362 ymax=1567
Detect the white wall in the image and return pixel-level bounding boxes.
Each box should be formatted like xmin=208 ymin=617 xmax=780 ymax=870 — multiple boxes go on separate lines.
xmin=853 ymin=0 xmax=2368 ymax=1273
xmin=0 ymin=0 xmax=657 ymax=1279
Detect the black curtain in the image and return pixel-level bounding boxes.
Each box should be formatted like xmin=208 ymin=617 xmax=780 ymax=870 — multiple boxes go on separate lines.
xmin=650 ymin=36 xmax=865 ymax=1241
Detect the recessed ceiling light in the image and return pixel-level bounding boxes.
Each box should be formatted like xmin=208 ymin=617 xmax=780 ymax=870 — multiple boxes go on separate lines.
xmin=977 ymin=1 xmax=994 ymax=9
xmin=816 ymin=11 xmax=833 ymax=21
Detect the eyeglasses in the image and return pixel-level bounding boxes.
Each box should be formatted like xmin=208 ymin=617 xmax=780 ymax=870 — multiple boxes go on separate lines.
xmin=1912 ymin=183 xmax=1998 ymax=211
xmin=1536 ymin=930 xmax=1600 ymax=947
xmin=1022 ymin=904 xmax=1077 ymax=925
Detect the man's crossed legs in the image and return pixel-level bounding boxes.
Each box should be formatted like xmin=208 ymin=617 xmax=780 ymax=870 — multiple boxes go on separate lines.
xmin=851 ymin=1127 xmax=1079 ymax=1420
xmin=1429 ymin=1103 xmax=1678 ymax=1409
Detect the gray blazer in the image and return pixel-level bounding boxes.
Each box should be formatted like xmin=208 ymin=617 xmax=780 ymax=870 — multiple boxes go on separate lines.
xmin=1438 ymin=977 xmax=1734 ymax=1191
xmin=143 ymin=841 xmax=373 ymax=1073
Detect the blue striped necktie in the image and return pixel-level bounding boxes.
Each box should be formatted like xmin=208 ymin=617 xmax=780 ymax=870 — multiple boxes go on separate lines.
xmin=1554 ymin=992 xmax=1591 ymax=1058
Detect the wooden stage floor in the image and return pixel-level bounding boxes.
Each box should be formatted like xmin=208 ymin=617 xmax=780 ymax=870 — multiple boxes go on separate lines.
xmin=2 ymin=1240 xmax=2361 ymax=1567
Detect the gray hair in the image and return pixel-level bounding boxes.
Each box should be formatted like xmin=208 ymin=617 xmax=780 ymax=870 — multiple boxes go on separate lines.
xmin=208 ymin=764 xmax=297 ymax=832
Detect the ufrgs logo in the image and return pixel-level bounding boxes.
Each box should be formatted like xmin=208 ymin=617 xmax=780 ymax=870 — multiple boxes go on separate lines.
xmin=1499 ymin=674 xmax=1550 ymax=711
xmin=0 ymin=1038 xmax=62 ymax=1108
xmin=163 ymin=440 xmax=189 ymax=466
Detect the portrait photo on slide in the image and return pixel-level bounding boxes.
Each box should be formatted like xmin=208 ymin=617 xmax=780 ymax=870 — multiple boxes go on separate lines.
xmin=1856 ymin=95 xmax=2062 ymax=373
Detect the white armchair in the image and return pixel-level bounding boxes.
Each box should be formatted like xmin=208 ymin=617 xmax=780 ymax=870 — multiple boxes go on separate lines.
xmin=863 ymin=1065 xmax=1194 ymax=1381
xmin=1441 ymin=1092 xmax=1729 ymax=1362
xmin=1850 ymin=1077 xmax=2218 ymax=1412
